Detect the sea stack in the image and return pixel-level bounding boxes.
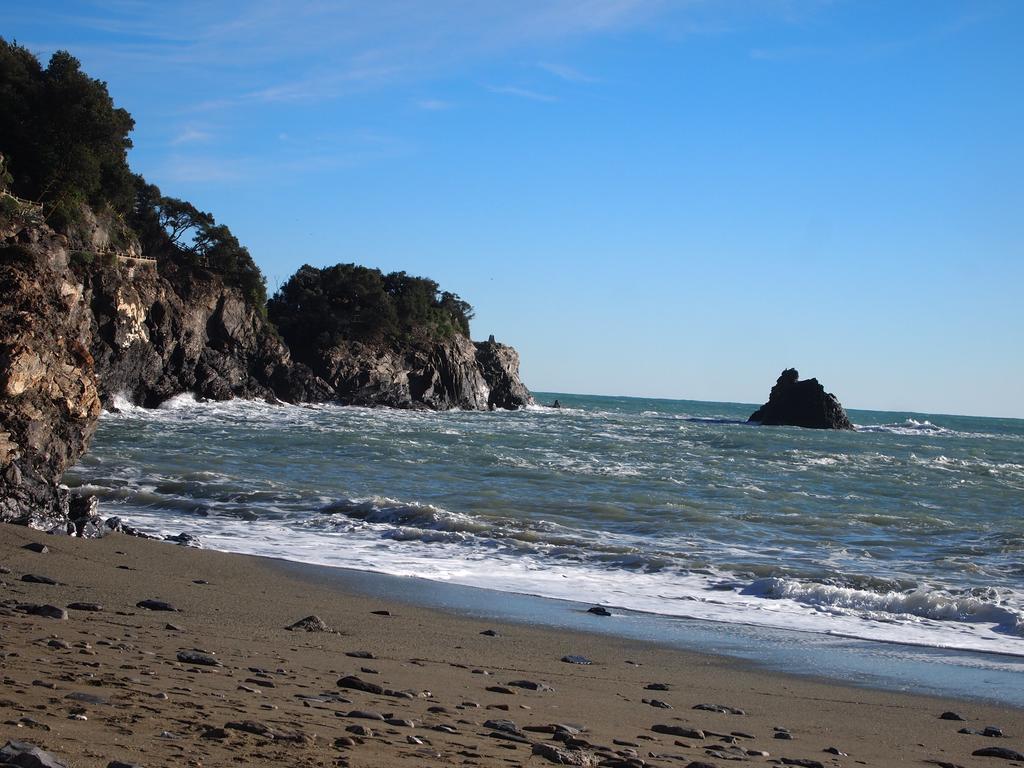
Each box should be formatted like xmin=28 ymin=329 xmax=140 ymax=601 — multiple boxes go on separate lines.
xmin=748 ymin=368 xmax=854 ymax=430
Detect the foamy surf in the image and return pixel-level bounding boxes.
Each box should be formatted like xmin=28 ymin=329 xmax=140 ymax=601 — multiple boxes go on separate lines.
xmin=69 ymin=391 xmax=1024 ymax=663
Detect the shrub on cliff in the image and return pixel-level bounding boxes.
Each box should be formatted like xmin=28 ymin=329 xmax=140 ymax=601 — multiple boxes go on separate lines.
xmin=268 ymin=263 xmax=474 ymax=361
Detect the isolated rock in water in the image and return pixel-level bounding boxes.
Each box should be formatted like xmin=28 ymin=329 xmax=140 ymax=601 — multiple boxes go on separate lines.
xmin=0 ymin=740 xmax=70 ymax=768
xmin=748 ymin=368 xmax=853 ymax=430
xmin=286 ymin=614 xmax=332 ymax=632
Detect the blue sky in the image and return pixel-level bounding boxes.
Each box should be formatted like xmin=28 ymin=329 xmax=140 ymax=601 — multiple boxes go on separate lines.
xmin=6 ymin=1 xmax=1023 ymax=417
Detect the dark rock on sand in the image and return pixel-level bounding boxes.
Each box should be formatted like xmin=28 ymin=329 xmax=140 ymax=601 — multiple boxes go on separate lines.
xmin=532 ymin=743 xmax=598 ymax=766
xmin=484 ymin=719 xmax=523 ymax=735
xmin=587 ymin=606 xmax=612 ymax=616
xmin=480 ymin=629 xmax=500 ymax=636
xmin=694 ymin=703 xmax=745 ymax=715
xmin=176 ymin=650 xmax=221 ymax=667
xmin=107 ymin=762 xmax=143 ymax=768
xmin=972 ymin=747 xmax=1024 ymax=760
xmin=642 ymin=698 xmax=672 ymax=709
xmin=285 ymin=614 xmax=331 ymax=632
xmin=21 ymin=574 xmax=58 ymax=585
xmin=66 ymin=602 xmax=103 ymax=612
xmin=561 ymin=655 xmax=593 ymax=665
xmin=652 ymin=724 xmax=705 ymax=740
xmin=22 ymin=542 xmax=48 ymax=553
xmin=345 ymin=650 xmax=375 ymax=659
xmin=21 ymin=604 xmax=67 ymax=620
xmin=823 ymin=747 xmax=848 ymax=756
xmin=137 ymin=599 xmax=178 ymax=612
xmin=66 ymin=692 xmax=108 ymax=705
xmin=507 ymin=680 xmax=555 ymax=692
xmin=781 ymin=759 xmax=825 ymax=768
xmin=940 ymin=711 xmax=966 ymax=721
xmin=337 ymin=675 xmax=384 ymax=695
xmin=748 ymin=368 xmax=853 ymax=430
xmin=645 ymin=683 xmax=670 ymax=691
xmin=0 ymin=740 xmax=70 ymax=768
xmin=983 ymin=727 xmax=1005 ymax=738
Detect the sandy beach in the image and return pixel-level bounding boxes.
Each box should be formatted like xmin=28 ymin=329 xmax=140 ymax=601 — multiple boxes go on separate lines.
xmin=1 ymin=524 xmax=1021 ymax=768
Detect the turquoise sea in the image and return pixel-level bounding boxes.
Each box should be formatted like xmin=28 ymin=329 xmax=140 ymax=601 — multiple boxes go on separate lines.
xmin=65 ymin=392 xmax=1024 ymax=701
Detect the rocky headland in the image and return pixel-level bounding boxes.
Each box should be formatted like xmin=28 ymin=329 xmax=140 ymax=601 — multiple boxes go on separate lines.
xmin=748 ymin=368 xmax=853 ymax=430
xmin=0 ymin=200 xmax=532 ymax=532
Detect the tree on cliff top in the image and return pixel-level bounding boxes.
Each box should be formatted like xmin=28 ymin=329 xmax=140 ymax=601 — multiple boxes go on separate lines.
xmin=268 ymin=263 xmax=474 ymax=362
xmin=0 ymin=39 xmax=134 ymax=224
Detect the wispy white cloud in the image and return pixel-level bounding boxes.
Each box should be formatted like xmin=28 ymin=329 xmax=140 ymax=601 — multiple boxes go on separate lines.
xmin=170 ymin=127 xmax=214 ymax=145
xmin=488 ymin=85 xmax=559 ymax=103
xmin=538 ymin=62 xmax=599 ymax=83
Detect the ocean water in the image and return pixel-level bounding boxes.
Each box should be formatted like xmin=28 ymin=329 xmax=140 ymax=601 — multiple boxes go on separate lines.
xmin=64 ymin=392 xmax=1024 ymax=668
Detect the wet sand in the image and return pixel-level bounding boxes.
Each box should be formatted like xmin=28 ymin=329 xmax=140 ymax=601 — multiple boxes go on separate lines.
xmin=1 ymin=524 xmax=1021 ymax=767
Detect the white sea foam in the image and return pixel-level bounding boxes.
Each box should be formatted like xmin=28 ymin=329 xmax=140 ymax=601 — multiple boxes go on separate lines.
xmin=75 ymin=393 xmax=1024 ymax=663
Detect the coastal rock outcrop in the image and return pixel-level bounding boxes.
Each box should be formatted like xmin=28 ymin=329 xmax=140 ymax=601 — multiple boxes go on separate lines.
xmin=310 ymin=335 xmax=532 ymax=411
xmin=748 ymin=368 xmax=853 ymax=430
xmin=0 ymin=213 xmax=102 ymax=528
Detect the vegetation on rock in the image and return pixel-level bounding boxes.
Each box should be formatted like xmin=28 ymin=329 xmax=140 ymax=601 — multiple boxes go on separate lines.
xmin=268 ymin=263 xmax=474 ymax=362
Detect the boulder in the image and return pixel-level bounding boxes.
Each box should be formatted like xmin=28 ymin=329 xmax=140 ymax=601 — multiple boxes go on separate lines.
xmin=748 ymin=369 xmax=853 ymax=430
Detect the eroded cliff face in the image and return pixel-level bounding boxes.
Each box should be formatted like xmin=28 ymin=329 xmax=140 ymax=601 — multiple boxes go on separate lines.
xmin=315 ymin=335 xmax=533 ymax=411
xmin=0 ymin=217 xmax=102 ymax=527
xmin=78 ymin=258 xmax=301 ymax=407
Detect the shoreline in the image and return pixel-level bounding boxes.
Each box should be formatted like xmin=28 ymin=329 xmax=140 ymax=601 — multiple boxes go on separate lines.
xmin=2 ymin=524 xmax=1021 ymax=768
xmin=269 ymin=558 xmax=1024 ymax=709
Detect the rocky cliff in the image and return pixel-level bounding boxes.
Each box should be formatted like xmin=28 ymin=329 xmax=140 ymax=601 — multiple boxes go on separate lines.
xmin=748 ymin=368 xmax=853 ymax=430
xmin=0 ymin=203 xmax=532 ymax=527
xmin=0 ymin=204 xmax=102 ymax=528
xmin=307 ymin=336 xmax=532 ymax=410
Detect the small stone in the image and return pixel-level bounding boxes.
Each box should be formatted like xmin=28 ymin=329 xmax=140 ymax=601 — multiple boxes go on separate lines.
xmin=507 ymin=680 xmax=555 ymax=692
xmin=983 ymin=727 xmax=1005 ymax=738
xmin=346 ymin=724 xmax=374 ymax=737
xmin=371 ymin=610 xmax=392 ymax=616
xmin=176 ymin=651 xmax=221 ymax=667
xmin=23 ymin=543 xmax=49 ymax=554
xmin=587 ymin=606 xmax=611 ymax=616
xmin=66 ymin=692 xmax=108 ymax=705
xmin=164 ymin=623 xmax=183 ymax=631
xmin=561 ymin=655 xmax=593 ymax=665
xmin=484 ymin=719 xmax=522 ymax=735
xmin=645 ymin=683 xmax=670 ymax=691
xmin=0 ymin=740 xmax=70 ymax=768
xmin=345 ymin=650 xmax=375 ymax=659
xmin=224 ymin=720 xmax=271 ymax=736
xmin=480 ymin=629 xmax=500 ymax=637
xmin=22 ymin=574 xmax=58 ymax=585
xmin=652 ymin=725 xmax=704 ymax=740
xmin=285 ymin=615 xmax=331 ymax=632
xmin=337 ymin=676 xmax=384 ymax=695
xmin=67 ymin=602 xmax=103 ymax=612
xmin=344 ymin=710 xmax=385 ymax=721
xmin=973 ymin=747 xmax=1024 ymax=760
xmin=22 ymin=604 xmax=67 ymax=620
xmin=694 ymin=703 xmax=745 ymax=715
xmin=107 ymin=762 xmax=143 ymax=768
xmin=487 ymin=686 xmax=516 ymax=695
xmin=781 ymin=759 xmax=824 ymax=768
xmin=137 ymin=599 xmax=177 ymax=612
xmin=642 ymin=698 xmax=672 ymax=709
xmin=774 ymin=731 xmax=794 ymax=740
xmin=824 ymin=747 xmax=848 ymax=756
xmin=532 ymin=743 xmax=597 ymax=765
